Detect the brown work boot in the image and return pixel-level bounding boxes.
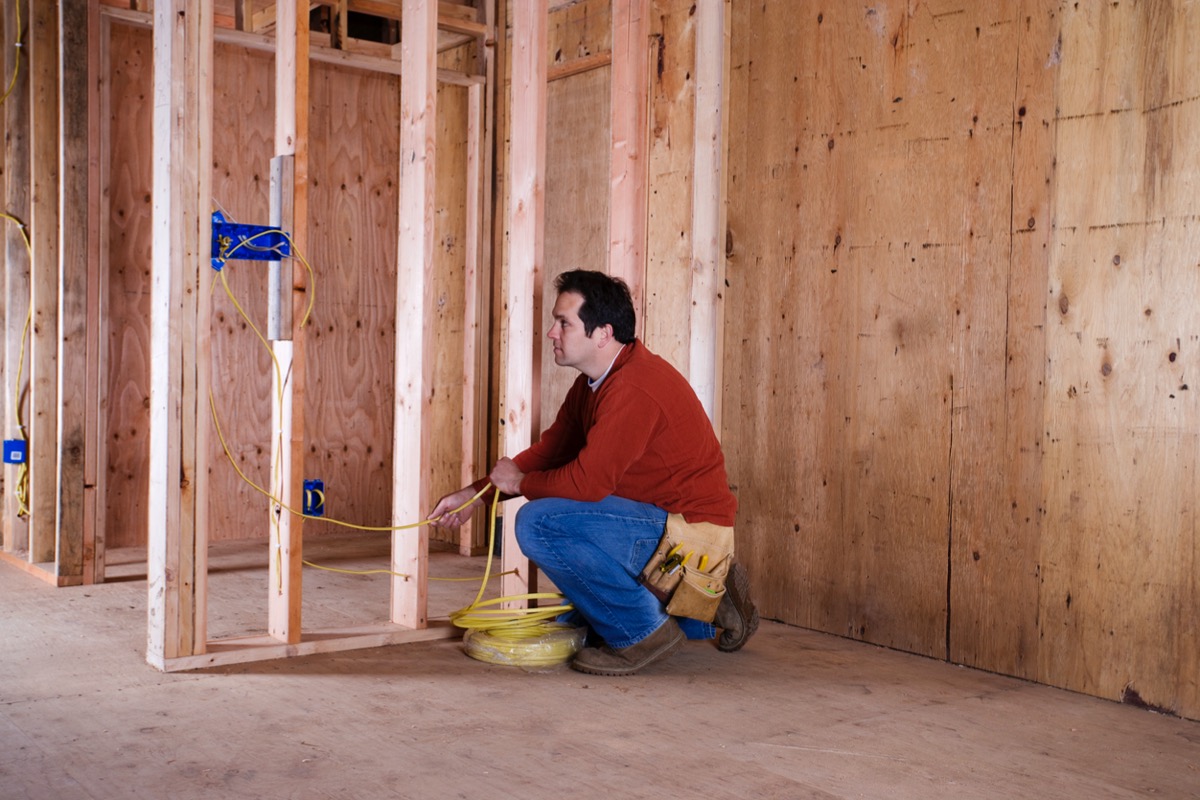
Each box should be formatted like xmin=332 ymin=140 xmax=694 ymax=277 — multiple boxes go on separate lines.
xmin=570 ymin=617 xmax=685 ymax=676
xmin=714 ymin=561 xmax=759 ymax=652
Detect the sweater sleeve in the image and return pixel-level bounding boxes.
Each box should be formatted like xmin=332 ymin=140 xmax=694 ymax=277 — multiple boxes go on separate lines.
xmin=518 ymin=381 xmax=662 ymax=502
xmin=512 ymin=377 xmax=588 ymax=474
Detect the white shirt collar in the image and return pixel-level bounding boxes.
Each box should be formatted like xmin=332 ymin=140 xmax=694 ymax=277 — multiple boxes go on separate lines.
xmin=588 ymin=344 xmax=626 ymax=391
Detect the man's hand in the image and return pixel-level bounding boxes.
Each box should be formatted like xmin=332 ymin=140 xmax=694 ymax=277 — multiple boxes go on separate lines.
xmin=489 ymin=457 xmax=525 ymax=496
xmin=429 ymin=486 xmax=481 ymax=529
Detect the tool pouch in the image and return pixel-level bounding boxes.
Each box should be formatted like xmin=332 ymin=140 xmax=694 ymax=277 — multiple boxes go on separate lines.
xmin=638 ymin=514 xmax=734 ymax=623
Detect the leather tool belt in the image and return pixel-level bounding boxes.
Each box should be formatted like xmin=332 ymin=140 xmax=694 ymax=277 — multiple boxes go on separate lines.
xmin=638 ymin=513 xmax=734 ymax=623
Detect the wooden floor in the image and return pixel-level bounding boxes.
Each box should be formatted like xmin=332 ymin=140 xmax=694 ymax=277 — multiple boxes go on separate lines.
xmin=2 ymin=535 xmax=1198 ymax=799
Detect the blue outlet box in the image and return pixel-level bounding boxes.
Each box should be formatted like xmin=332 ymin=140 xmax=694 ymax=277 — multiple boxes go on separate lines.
xmin=303 ymin=479 xmax=325 ymax=517
xmin=3 ymin=439 xmax=27 ymax=464
xmin=211 ymin=211 xmax=291 ymax=270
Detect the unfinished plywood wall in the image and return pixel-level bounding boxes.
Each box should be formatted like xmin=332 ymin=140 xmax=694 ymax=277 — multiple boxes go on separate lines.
xmin=502 ymin=0 xmax=710 ymax=440
xmin=0 ymin=0 xmax=30 ymax=556
xmin=104 ymin=21 xmax=472 ymax=550
xmin=642 ymin=1 xmax=698 ymax=371
xmin=528 ymin=0 xmax=709 ymax=429
xmin=106 ymin=26 xmax=290 ymax=548
xmin=208 ymin=43 xmax=277 ymax=544
xmin=723 ymin=0 xmax=1199 ymax=718
xmin=302 ymin=59 xmax=402 ymax=538
xmin=106 ymin=25 xmax=288 ymax=549
xmin=104 ymin=22 xmax=154 ymax=550
xmin=428 ymin=79 xmax=473 ymax=547
xmin=536 ymin=0 xmax=612 ymax=432
xmin=1038 ymin=1 xmax=1199 ymax=718
xmin=726 ymin=0 xmax=966 ymax=658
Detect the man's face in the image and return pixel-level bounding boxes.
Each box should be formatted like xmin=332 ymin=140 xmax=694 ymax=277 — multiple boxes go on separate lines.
xmin=548 ymin=291 xmax=607 ymax=375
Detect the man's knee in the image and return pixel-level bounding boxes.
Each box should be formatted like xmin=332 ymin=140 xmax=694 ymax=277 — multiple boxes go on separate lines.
xmin=513 ymin=498 xmax=556 ymax=557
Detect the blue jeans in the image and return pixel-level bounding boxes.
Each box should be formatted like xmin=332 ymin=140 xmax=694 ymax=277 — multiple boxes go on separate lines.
xmin=514 ymin=496 xmax=715 ymax=649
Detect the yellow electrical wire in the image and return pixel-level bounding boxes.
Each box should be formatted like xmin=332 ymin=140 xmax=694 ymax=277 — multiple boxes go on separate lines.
xmin=207 ymin=213 xmax=443 ymax=533
xmin=0 ymin=2 xmax=27 ymax=517
xmin=302 ymin=563 xmax=409 ymax=577
xmin=447 ymin=490 xmax=584 ymax=668
xmin=1 ymin=212 xmax=32 ymax=518
xmin=214 ymin=227 xmax=316 ymax=329
xmin=210 ymin=391 xmax=491 ymax=534
xmin=210 ymin=223 xmax=314 ymax=579
xmin=11 ymin=311 xmax=30 ymax=518
xmin=210 ymin=213 xmax=316 ymax=586
xmin=212 ymin=216 xmax=582 ymax=666
xmin=449 ymin=489 xmax=573 ymax=633
xmin=217 ymin=388 xmax=581 ymax=663
xmin=0 ymin=0 xmax=23 ymax=107
xmin=301 ymin=560 xmax=515 ymax=581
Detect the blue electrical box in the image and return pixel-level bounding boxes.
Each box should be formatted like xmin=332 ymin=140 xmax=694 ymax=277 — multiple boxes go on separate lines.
xmin=303 ymin=479 xmax=325 ymax=517
xmin=3 ymin=439 xmax=27 ymax=464
xmin=211 ymin=211 xmax=291 ymax=270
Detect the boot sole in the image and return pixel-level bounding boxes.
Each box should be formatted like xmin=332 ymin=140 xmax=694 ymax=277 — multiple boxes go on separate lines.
xmin=718 ymin=562 xmax=759 ymax=652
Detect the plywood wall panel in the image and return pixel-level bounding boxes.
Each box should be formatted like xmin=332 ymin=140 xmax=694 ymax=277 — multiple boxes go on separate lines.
xmin=207 ymin=42 xmax=276 ymax=542
xmin=525 ymin=0 xmax=614 ymax=435
xmin=104 ymin=23 xmax=154 ymax=550
xmin=495 ymin=0 xmax=611 ymax=442
xmin=540 ymin=67 xmax=611 ymax=433
xmin=302 ymin=62 xmax=401 ymax=536
xmin=722 ymin=0 xmax=1199 ymax=717
xmin=548 ymin=0 xmax=611 ymax=67
xmin=1039 ymin=1 xmax=1200 ymax=716
xmin=279 ymin=62 xmax=469 ymax=543
xmin=429 ymin=81 xmax=471 ymax=548
xmin=544 ymin=66 xmax=614 ymax=431
xmin=0 ymin=0 xmax=30 ymax=553
xmin=948 ymin=0 xmax=1057 ymax=680
xmin=725 ymin=1 xmax=1034 ymax=658
xmin=107 ymin=28 xmax=278 ymax=547
xmin=643 ymin=0 xmax=696 ymax=372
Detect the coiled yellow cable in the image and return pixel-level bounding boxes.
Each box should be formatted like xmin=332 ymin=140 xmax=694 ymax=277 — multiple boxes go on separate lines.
xmin=449 ymin=488 xmax=584 ymax=667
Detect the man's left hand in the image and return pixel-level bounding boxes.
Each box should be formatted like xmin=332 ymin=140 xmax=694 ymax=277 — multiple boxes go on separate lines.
xmin=489 ymin=457 xmax=525 ymax=495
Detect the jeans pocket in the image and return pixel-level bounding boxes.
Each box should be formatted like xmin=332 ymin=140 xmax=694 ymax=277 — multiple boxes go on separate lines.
xmin=629 ymin=536 xmax=662 ymax=574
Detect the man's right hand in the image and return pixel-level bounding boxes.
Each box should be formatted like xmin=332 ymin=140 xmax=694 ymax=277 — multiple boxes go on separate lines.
xmin=428 ymin=486 xmax=481 ymax=530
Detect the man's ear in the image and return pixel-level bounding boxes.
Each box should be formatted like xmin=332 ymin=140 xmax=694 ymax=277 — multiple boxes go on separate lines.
xmin=597 ymin=324 xmax=615 ymax=346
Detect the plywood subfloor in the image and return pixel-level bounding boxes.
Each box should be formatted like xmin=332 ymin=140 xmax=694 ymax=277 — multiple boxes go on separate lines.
xmin=1 ymin=538 xmax=1198 ymax=799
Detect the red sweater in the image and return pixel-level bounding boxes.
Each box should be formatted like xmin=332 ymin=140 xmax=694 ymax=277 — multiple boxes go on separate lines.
xmin=511 ymin=340 xmax=737 ymax=526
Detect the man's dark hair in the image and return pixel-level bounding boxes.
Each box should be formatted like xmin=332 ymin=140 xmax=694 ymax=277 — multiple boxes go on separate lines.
xmin=554 ymin=270 xmax=636 ymax=344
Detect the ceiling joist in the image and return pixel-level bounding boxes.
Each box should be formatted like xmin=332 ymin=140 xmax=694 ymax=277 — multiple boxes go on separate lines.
xmin=232 ymin=0 xmax=488 ymax=48
xmin=102 ymin=1 xmax=491 ymax=70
